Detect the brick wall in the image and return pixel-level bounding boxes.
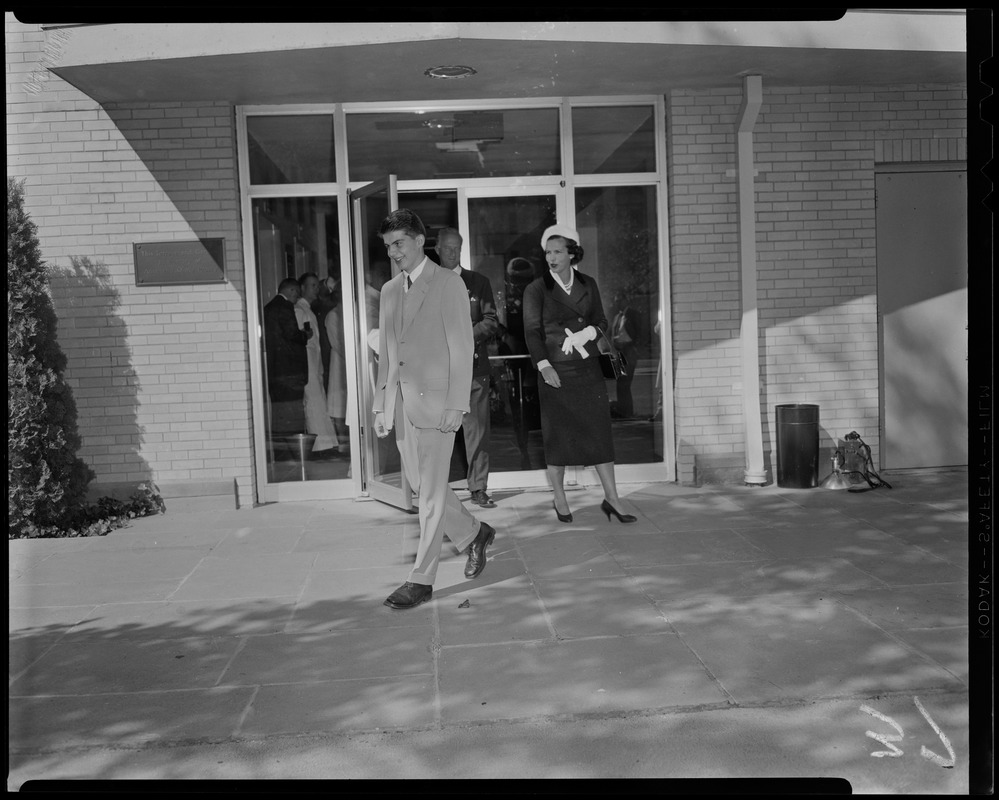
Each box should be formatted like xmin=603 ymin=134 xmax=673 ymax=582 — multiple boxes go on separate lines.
xmin=667 ymin=84 xmax=967 ymax=484
xmin=6 ymin=18 xmax=255 ymax=507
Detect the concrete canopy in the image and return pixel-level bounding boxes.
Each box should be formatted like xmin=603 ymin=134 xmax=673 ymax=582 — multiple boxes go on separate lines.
xmin=42 ymin=15 xmax=968 ymax=105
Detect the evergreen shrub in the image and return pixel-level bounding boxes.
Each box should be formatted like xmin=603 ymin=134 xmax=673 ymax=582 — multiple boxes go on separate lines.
xmin=8 ymin=177 xmax=164 ymax=538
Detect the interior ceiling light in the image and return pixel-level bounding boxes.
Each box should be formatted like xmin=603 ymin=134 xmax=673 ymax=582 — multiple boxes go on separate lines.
xmin=424 ymin=65 xmax=477 ymax=79
xmin=423 ymin=117 xmax=455 ymax=130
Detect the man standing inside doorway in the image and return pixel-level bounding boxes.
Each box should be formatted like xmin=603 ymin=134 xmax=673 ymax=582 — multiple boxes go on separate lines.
xmin=263 ymin=278 xmax=311 ymax=437
xmin=372 ymin=209 xmax=496 ymax=610
xmin=435 ymin=226 xmax=500 ymax=508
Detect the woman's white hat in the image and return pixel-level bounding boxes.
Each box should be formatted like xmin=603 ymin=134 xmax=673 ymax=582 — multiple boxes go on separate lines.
xmin=541 ymin=224 xmax=580 ymax=249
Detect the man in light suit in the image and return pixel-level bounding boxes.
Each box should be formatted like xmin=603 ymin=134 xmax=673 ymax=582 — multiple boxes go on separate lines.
xmin=373 ymin=209 xmax=496 ymax=611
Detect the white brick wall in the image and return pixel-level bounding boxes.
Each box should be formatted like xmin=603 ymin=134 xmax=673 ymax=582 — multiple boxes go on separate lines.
xmin=7 ymin=17 xmax=255 ymax=507
xmin=668 ymin=84 xmax=967 ymax=483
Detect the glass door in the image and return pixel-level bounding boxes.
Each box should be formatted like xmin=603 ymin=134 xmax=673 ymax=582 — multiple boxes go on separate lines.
xmin=572 ymin=183 xmax=672 ymax=485
xmin=460 ymin=183 xmax=672 ymax=491
xmin=461 ymin=187 xmax=561 ymax=490
xmin=349 ymin=176 xmax=415 ymax=511
xmin=252 ymin=193 xmax=356 ymax=503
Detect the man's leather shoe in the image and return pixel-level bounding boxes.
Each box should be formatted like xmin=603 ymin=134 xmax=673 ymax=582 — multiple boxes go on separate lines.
xmin=470 ymin=490 xmax=496 ymax=508
xmin=464 ymin=522 xmax=496 ymax=579
xmin=383 ymin=581 xmax=432 ymax=610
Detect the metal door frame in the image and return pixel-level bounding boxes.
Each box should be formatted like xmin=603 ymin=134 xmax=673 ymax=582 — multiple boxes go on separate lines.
xmin=348 ymin=175 xmax=417 ymax=510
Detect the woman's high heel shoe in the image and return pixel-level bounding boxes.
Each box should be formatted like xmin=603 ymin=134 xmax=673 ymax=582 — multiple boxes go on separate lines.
xmin=601 ymin=499 xmax=637 ymax=524
xmin=553 ymin=502 xmax=573 ymax=523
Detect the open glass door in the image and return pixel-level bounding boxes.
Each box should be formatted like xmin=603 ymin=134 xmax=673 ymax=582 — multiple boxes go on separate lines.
xmin=349 ymin=175 xmax=414 ymax=511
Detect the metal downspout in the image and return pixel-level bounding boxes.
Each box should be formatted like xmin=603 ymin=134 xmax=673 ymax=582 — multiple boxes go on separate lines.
xmin=737 ymin=75 xmax=768 ymax=485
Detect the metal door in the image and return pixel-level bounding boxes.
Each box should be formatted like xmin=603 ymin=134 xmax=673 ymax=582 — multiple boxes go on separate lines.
xmin=877 ymin=169 xmax=968 ymax=468
xmin=349 ymin=175 xmax=414 ymax=510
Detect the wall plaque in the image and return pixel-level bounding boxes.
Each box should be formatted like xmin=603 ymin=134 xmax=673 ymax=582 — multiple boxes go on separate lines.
xmin=134 ymin=239 xmax=226 ymax=286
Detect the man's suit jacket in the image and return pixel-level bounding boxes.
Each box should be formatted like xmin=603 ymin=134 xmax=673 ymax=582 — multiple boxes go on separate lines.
xmin=263 ymin=293 xmax=309 ymax=399
xmin=457 ymin=267 xmax=499 ymax=378
xmin=373 ymin=259 xmax=473 ymax=430
xmin=523 ymin=269 xmax=608 ymax=367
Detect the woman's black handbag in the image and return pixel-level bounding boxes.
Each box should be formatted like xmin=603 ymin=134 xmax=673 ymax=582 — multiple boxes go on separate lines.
xmin=597 ymin=329 xmax=628 ymax=380
xmin=599 ymin=350 xmax=627 ymax=380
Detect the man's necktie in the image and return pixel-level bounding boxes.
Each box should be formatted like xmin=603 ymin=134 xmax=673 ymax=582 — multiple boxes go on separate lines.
xmin=406 ymin=275 xmax=412 ymax=292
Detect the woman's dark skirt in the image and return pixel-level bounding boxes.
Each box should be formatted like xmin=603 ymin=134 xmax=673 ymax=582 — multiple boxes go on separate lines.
xmin=538 ymin=357 xmax=615 ymax=466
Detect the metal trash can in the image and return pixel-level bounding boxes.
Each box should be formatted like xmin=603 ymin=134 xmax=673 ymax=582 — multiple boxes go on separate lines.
xmin=775 ymin=404 xmax=819 ymax=488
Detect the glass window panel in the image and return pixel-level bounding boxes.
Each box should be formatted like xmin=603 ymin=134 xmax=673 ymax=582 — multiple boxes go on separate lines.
xmin=575 ymin=185 xmax=662 ymax=462
xmin=347 ymin=108 xmax=560 ymax=182
xmin=252 ymin=196 xmax=351 ymax=483
xmin=467 ymin=194 xmax=557 ymax=472
xmin=572 ymin=105 xmax=656 ymax=174
xmin=396 ymin=190 xmax=459 ymax=259
xmin=247 ymin=116 xmax=336 ymax=184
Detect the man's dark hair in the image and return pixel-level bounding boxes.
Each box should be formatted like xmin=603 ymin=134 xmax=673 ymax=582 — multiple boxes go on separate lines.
xmin=379 ymin=208 xmax=426 ymax=240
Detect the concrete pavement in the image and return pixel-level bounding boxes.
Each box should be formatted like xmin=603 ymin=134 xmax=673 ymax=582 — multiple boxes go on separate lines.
xmin=9 ymin=470 xmax=973 ymax=791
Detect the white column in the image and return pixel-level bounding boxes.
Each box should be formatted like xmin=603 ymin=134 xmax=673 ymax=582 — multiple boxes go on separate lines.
xmin=736 ymin=75 xmax=768 ymax=486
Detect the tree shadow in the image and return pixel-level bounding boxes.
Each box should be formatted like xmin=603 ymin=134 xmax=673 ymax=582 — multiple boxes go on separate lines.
xmin=47 ymin=256 xmax=152 ymax=498
xmin=7 ymin=477 xmax=970 ymax=785
xmin=99 ymin=102 xmax=243 ymax=283
xmin=7 ymin=579 xmax=968 ymax=788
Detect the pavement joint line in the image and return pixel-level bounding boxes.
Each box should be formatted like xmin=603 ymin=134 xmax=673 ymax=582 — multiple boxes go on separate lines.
xmin=828 ymin=601 xmax=970 ymax=686
xmin=429 ymin=598 xmax=445 ymax=728
xmin=8 ymin=687 xmax=970 ymax=758
xmin=233 ymin=685 xmax=260 ymax=737
xmin=213 ymin=635 xmax=250 ymax=687
xmin=10 ymin=675 xmax=447 ymax=699
xmin=11 ymin=683 xmax=966 ymax=704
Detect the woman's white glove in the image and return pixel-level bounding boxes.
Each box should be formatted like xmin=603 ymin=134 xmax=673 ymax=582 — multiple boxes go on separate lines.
xmin=561 ymin=325 xmax=597 ymax=358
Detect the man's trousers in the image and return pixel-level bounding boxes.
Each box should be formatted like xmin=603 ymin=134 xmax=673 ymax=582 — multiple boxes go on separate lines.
xmin=395 ymin=396 xmax=480 ymax=585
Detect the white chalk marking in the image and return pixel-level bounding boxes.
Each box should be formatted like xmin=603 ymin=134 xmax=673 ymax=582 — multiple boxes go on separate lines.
xmin=913 ymin=696 xmax=957 ymax=769
xmin=860 ymin=704 xmax=905 ymax=757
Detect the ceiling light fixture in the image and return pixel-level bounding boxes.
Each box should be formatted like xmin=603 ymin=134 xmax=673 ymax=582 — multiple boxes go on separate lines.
xmin=423 ymin=117 xmax=455 ymax=130
xmin=424 ymin=65 xmax=477 ymax=80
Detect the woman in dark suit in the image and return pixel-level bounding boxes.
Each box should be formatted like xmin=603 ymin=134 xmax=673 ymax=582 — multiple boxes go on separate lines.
xmin=523 ymin=225 xmax=637 ymax=524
